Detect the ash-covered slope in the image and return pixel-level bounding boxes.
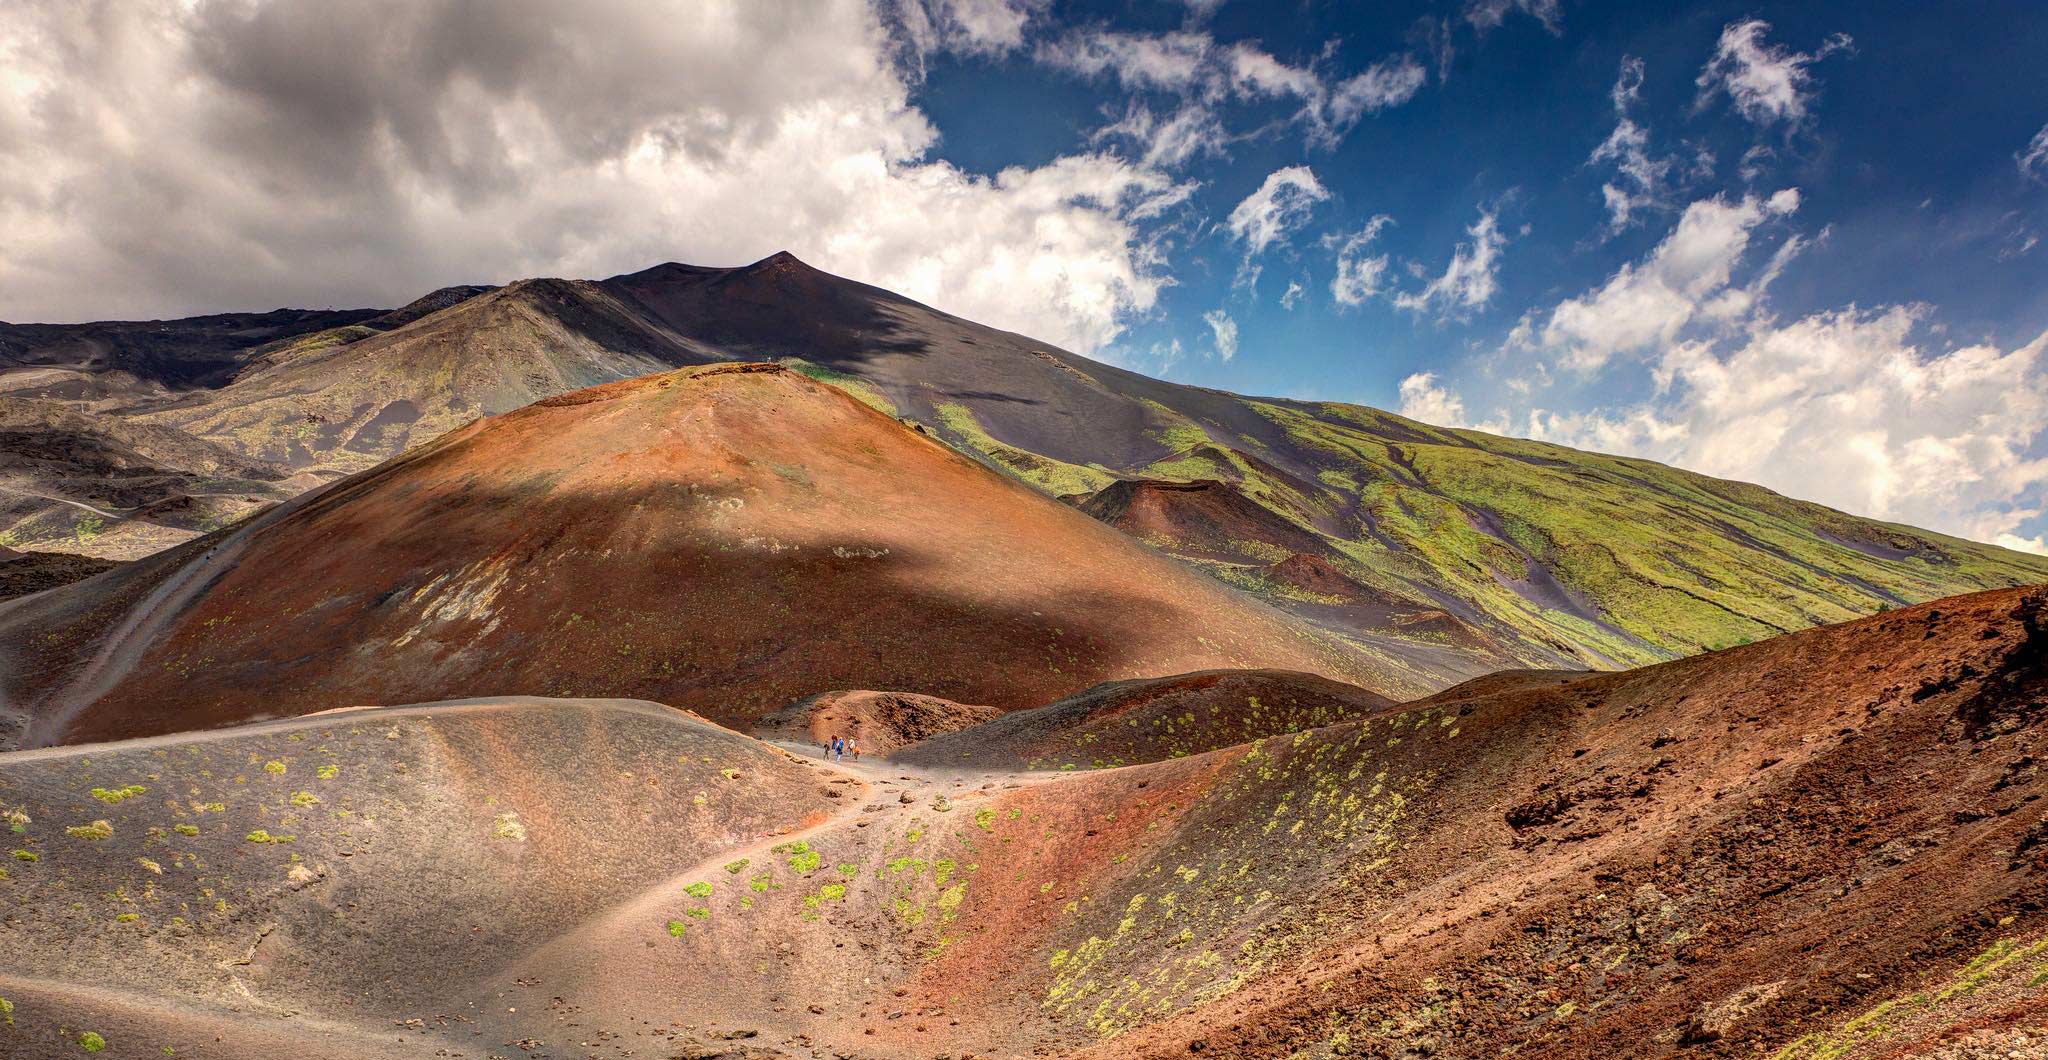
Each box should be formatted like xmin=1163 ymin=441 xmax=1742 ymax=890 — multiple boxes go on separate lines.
xmin=0 ymin=363 xmax=1379 ymax=748
xmin=0 ymin=289 xmax=495 ymax=558
xmin=0 ymin=397 xmax=298 ymax=559
xmin=133 ymin=278 xmax=678 ymax=476
xmin=0 ymin=696 xmax=839 ymax=1059
xmin=0 ymin=306 xmax=387 ymax=395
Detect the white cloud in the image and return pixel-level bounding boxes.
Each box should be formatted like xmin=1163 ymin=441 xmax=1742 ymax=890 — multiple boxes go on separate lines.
xmin=1280 ymin=281 xmax=1304 ymax=309
xmin=1593 ymin=117 xmax=1662 ymax=230
xmin=1535 ymin=190 xmax=1800 ymax=370
xmin=1327 ymin=215 xmax=1394 ymax=307
xmin=2019 ymin=122 xmax=2048 ymax=183
xmin=1043 ymin=30 xmax=1425 ymax=149
xmin=1397 ymin=372 xmax=1469 ymax=427
xmin=1149 ymin=336 xmax=1187 ymax=375
xmin=1529 ymin=310 xmax=2048 ymax=548
xmin=885 ymin=0 xmax=1045 ymax=65
xmin=1695 ymin=19 xmax=1852 ymax=128
xmin=1202 ymin=308 xmax=1238 ymax=360
xmin=0 ymin=0 xmax=1181 ymax=355
xmin=1463 ymin=0 xmax=1561 ymax=35
xmin=1589 ymin=57 xmax=1709 ymax=232
xmin=1092 ymin=101 xmax=1230 ymax=169
xmin=935 ymin=0 xmax=1041 ymax=53
xmin=1393 ymin=208 xmax=1507 ymax=318
xmin=1738 ymin=143 xmax=1776 ymax=183
xmin=1225 ymin=42 xmax=1320 ymax=99
xmin=1996 ymin=533 xmax=2048 ymax=557
xmin=1505 ymin=189 xmax=2048 ymax=549
xmin=1036 ymin=29 xmax=1213 ymax=92
xmin=1224 ymin=45 xmax=1424 ymax=146
xmin=1225 ymin=166 xmax=1329 ymax=256
xmin=1323 ymin=58 xmax=1429 ymax=136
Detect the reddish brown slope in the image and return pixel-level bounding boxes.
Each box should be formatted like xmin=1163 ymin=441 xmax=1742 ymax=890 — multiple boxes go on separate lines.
xmin=1079 ymin=478 xmax=1329 ymax=564
xmin=1029 ymin=585 xmax=2048 ymax=1058
xmin=6 ymin=363 xmax=1381 ymax=746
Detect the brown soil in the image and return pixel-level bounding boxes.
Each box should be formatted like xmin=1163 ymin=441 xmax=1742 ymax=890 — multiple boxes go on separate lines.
xmin=5 ymin=363 xmax=1377 ymax=747
xmin=0 ymin=550 xmax=119 ymax=601
xmin=1068 ymin=585 xmax=2048 ymax=1059
xmin=754 ymin=689 xmax=1002 ymax=755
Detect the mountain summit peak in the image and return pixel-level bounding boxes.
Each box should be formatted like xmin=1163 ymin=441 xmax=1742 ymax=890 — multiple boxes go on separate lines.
xmin=748 ymin=249 xmax=809 ymax=270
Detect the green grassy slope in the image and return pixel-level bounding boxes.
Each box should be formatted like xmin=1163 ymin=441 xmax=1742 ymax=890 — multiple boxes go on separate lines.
xmin=1012 ymin=387 xmax=2048 ymax=670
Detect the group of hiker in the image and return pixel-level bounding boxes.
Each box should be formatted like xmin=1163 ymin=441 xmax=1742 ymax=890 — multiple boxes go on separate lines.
xmin=823 ymin=734 xmax=862 ymax=762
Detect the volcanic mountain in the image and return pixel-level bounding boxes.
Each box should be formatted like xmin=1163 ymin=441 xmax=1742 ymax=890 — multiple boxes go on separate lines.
xmin=3 ymin=587 xmax=2041 ymax=1059
xmin=0 ymin=362 xmax=1403 ymax=749
xmin=6 ymin=252 xmax=2041 ymax=677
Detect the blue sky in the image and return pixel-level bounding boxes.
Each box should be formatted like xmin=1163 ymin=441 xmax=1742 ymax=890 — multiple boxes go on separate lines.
xmin=913 ymin=2 xmax=2047 ymax=397
xmin=2 ymin=0 xmax=2044 ymax=550
xmin=899 ymin=0 xmax=2048 ymax=551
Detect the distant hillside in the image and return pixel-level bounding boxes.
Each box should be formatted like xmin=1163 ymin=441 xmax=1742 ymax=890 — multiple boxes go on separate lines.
xmin=0 ymin=289 xmax=493 ymax=557
xmin=2 ymin=252 xmax=2042 ymax=675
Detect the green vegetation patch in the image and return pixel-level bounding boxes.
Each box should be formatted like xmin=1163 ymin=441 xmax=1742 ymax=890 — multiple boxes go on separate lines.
xmin=774 ymin=839 xmax=822 ymax=874
xmin=1770 ymin=935 xmax=2048 ymax=1060
xmin=781 ymin=358 xmax=898 ymax=416
xmin=67 ymin=820 xmax=114 ymax=841
xmin=935 ymin=401 xmax=1115 ymax=496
